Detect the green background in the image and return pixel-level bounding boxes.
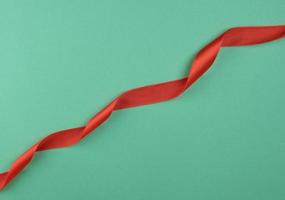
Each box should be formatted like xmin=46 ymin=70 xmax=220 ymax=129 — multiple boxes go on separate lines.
xmin=0 ymin=0 xmax=284 ymax=199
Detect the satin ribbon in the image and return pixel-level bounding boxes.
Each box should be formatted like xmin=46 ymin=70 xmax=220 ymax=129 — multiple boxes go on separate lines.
xmin=0 ymin=25 xmax=284 ymax=191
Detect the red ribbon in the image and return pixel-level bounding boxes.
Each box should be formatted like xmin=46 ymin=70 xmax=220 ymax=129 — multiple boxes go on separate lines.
xmin=0 ymin=25 xmax=284 ymax=190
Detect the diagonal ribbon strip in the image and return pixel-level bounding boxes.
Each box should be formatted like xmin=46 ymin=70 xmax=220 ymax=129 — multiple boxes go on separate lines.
xmin=1 ymin=25 xmax=285 ymax=190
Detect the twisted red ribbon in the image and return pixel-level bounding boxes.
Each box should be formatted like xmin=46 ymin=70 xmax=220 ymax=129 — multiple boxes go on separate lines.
xmin=1 ymin=25 xmax=284 ymax=190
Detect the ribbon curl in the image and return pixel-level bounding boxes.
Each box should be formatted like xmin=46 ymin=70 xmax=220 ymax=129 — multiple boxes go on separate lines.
xmin=1 ymin=25 xmax=285 ymax=190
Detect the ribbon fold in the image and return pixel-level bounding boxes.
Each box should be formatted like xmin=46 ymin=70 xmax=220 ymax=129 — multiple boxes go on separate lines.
xmin=1 ymin=25 xmax=284 ymax=190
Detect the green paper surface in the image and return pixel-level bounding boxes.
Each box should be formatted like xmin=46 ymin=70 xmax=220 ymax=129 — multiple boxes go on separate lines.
xmin=0 ymin=0 xmax=284 ymax=199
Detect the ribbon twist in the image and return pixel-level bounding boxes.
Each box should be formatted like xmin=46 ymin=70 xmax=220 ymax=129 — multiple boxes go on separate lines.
xmin=0 ymin=25 xmax=285 ymax=190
